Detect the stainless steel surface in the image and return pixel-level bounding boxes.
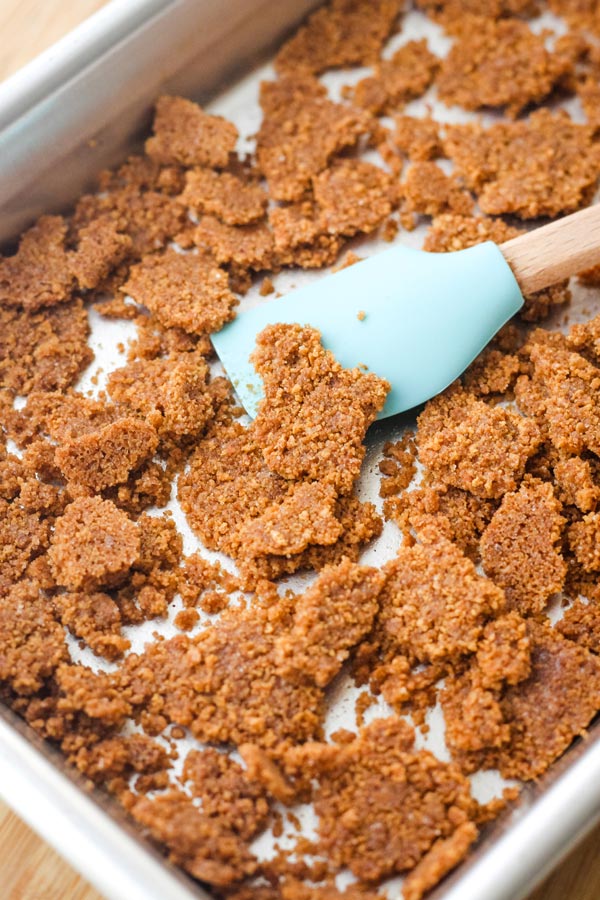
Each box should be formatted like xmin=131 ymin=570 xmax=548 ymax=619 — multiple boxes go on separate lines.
xmin=1 ymin=4 xmax=600 ymax=900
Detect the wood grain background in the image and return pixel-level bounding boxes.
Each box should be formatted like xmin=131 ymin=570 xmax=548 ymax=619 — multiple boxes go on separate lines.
xmin=0 ymin=2 xmax=599 ymax=898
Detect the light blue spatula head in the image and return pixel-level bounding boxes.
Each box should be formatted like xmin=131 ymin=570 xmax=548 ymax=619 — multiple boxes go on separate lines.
xmin=212 ymin=241 xmax=524 ymax=420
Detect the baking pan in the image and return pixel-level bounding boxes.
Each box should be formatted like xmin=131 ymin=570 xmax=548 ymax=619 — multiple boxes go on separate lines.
xmin=2 ymin=3 xmax=600 ymax=900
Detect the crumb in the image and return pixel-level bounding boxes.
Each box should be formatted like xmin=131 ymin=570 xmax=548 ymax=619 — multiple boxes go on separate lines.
xmin=393 ymin=115 xmax=442 ymax=161
xmin=146 ymin=96 xmax=238 ymax=168
xmin=313 ymin=159 xmax=397 ymax=236
xmin=332 ymin=251 xmax=363 ymax=274
xmin=350 ymin=39 xmax=439 ymax=115
xmin=416 ymin=0 xmax=539 ymax=26
xmin=119 ymin=598 xmax=324 ymax=749
xmin=269 ymin=201 xmax=343 ymax=270
xmin=178 ymin=552 xmax=239 ymax=608
xmin=382 ymin=217 xmax=399 ymax=242
xmin=239 ymin=482 xmax=343 ymax=559
xmin=385 ymin=484 xmax=495 ymax=562
xmin=377 ymin=525 xmax=505 ymax=665
xmin=274 ymin=0 xmax=402 ymax=76
xmin=0 ymin=501 xmax=49 ymax=594
xmin=0 ymin=300 xmax=92 ymax=395
xmin=180 ymin=167 xmax=267 ymax=225
xmin=260 ymin=276 xmax=275 ymax=296
xmin=401 ymin=162 xmax=473 ymax=217
xmin=525 ymin=343 xmax=600 ymax=456
xmin=53 ymin=591 xmax=130 ymax=660
xmin=174 ymin=608 xmax=200 ymax=631
xmin=107 ymin=351 xmax=215 ymax=440
xmin=178 ymin=420 xmax=288 ymax=559
xmin=554 ymin=457 xmax=600 ymax=512
xmin=462 ymin=349 xmax=520 ymax=397
xmin=437 ymin=17 xmax=570 ymax=117
xmin=122 ymin=248 xmax=237 ymax=335
xmin=128 ymin=789 xmax=258 ymax=886
xmin=445 ymin=110 xmax=600 ymax=219
xmin=402 ymin=822 xmax=478 ymax=900
xmin=569 ymin=512 xmax=600 ymax=572
xmin=238 ymin=743 xmax=295 ymax=804
xmin=354 ymin=691 xmax=377 ymax=728
xmin=190 ymin=216 xmax=274 ymax=271
xmin=69 ymin=217 xmax=132 ymax=291
xmin=284 ymin=717 xmax=477 ymax=882
xmin=378 ymin=432 xmax=417 ymax=498
xmin=74 ymin=187 xmax=186 ymax=259
xmin=0 ymin=580 xmax=67 ymax=695
xmin=256 ymin=76 xmax=371 ymax=202
xmin=548 ymin=0 xmax=600 ymax=35
xmin=49 ymin=497 xmax=139 ymax=591
xmin=557 ymin=600 xmax=600 ymax=653
xmin=252 ymin=324 xmax=389 ymax=494
xmin=417 ymin=386 xmax=540 ymax=499
xmin=55 ymin=417 xmax=158 ymax=493
xmin=469 ymin=622 xmax=600 ymax=780
xmin=275 ymin=560 xmax=385 ymax=687
xmin=199 ymin=590 xmax=230 ymax=615
xmin=481 ymin=479 xmax=566 ymax=614
xmin=476 ymin=611 xmax=531 ymax=691
xmin=0 ymin=216 xmax=73 ymax=311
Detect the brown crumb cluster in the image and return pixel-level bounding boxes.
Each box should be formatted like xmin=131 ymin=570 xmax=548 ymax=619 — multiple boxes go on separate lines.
xmin=313 ymin=159 xmax=397 ymax=236
xmin=4 ymin=2 xmax=600 ymax=898
xmin=239 ymin=482 xmax=343 ymax=559
xmin=53 ymin=590 xmax=130 ymax=660
xmin=115 ymin=569 xmax=377 ymax=750
xmin=178 ymin=328 xmax=386 ymax=586
xmin=180 ymin=167 xmax=267 ymax=225
xmin=349 ymin=39 xmax=439 ymax=115
xmin=548 ymin=0 xmax=600 ymax=35
xmin=393 ymin=115 xmax=442 ymax=161
xmin=442 ymin=621 xmax=600 ymax=780
xmin=55 ymin=417 xmax=158 ymax=494
xmin=444 ymin=110 xmax=600 ymax=219
xmin=256 ymin=76 xmax=372 ymax=202
xmin=0 ymin=300 xmax=92 ymax=394
xmin=417 ymin=0 xmax=539 ymax=26
xmin=0 ymin=216 xmax=74 ymax=311
xmin=379 ymin=432 xmax=417 ymax=498
xmin=376 ymin=526 xmax=505 ymax=667
xmin=122 ymin=248 xmax=238 ymax=335
xmin=251 ymin=324 xmax=389 ymax=492
xmin=49 ymin=497 xmax=140 ymax=591
xmin=145 ymin=96 xmax=238 ymax=168
xmin=285 ymin=717 xmax=478 ymax=883
xmin=275 ymin=560 xmax=385 ymax=687
xmin=401 ymin=162 xmax=473 ymax=218
xmin=274 ymin=0 xmax=402 ymax=76
xmin=480 ymin=479 xmax=566 ymax=614
xmin=417 ymin=386 xmax=541 ymax=499
xmin=437 ymin=17 xmax=570 ymax=117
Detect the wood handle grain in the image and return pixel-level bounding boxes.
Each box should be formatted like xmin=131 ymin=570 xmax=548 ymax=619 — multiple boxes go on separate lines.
xmin=499 ymin=204 xmax=600 ymax=294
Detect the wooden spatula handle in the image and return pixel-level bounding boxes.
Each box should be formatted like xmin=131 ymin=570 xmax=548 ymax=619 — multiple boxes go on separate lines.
xmin=499 ymin=204 xmax=600 ymax=295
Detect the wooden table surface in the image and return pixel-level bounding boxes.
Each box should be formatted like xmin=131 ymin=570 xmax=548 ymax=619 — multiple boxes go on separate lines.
xmin=1 ymin=2 xmax=600 ymax=898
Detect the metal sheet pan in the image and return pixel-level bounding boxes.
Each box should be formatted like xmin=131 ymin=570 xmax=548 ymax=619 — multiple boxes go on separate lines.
xmin=1 ymin=3 xmax=600 ymax=900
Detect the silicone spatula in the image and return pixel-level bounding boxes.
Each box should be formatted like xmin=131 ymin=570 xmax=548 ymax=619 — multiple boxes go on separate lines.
xmin=212 ymin=204 xmax=600 ymax=419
